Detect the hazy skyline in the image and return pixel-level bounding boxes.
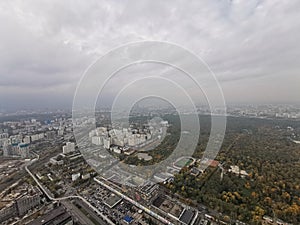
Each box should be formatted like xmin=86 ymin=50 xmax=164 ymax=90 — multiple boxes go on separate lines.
xmin=0 ymin=0 xmax=299 ymax=111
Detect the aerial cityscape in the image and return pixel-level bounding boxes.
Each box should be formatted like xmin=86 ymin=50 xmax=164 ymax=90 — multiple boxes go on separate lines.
xmin=0 ymin=1 xmax=300 ymax=225
xmin=1 ymin=104 xmax=299 ymax=225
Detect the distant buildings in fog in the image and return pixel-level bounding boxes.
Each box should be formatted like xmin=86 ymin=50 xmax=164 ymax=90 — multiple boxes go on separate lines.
xmin=88 ymin=120 xmax=168 ymax=152
xmin=2 ymin=141 xmax=30 ymax=158
xmin=0 ymin=115 xmax=74 ymax=159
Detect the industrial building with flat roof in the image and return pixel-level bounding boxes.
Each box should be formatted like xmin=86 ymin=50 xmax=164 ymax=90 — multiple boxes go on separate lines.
xmin=104 ymin=194 xmax=122 ymax=208
xmin=179 ymin=209 xmax=196 ymax=225
xmin=27 ymin=206 xmax=72 ymax=225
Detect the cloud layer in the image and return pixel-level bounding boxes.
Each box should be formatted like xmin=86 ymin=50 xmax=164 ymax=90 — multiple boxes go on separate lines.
xmin=0 ymin=0 xmax=299 ymax=110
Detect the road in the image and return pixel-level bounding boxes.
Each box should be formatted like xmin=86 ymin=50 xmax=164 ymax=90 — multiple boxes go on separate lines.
xmin=73 ymin=199 xmax=110 ymax=225
xmin=62 ymin=200 xmax=98 ymax=225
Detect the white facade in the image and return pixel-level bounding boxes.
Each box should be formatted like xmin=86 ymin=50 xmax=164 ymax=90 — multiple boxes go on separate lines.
xmin=81 ymin=173 xmax=91 ymax=180
xmin=112 ymin=137 xmax=124 ymax=147
xmin=112 ymin=147 xmax=121 ymax=154
xmin=58 ymin=129 xmax=64 ymax=136
xmin=88 ymin=122 xmax=165 ymax=149
xmin=72 ymin=173 xmax=80 ymax=181
xmin=128 ymin=135 xmax=137 ymax=146
xmin=92 ymin=136 xmax=102 ymax=145
xmin=63 ymin=142 xmax=75 ymax=154
xmin=18 ymin=143 xmax=30 ymax=158
xmin=30 ymin=133 xmax=44 ymax=142
xmin=38 ymin=133 xmax=44 ymax=139
xmin=103 ymin=138 xmax=110 ymax=149
xmin=2 ymin=141 xmax=9 ymax=157
xmin=23 ymin=136 xmax=31 ymax=144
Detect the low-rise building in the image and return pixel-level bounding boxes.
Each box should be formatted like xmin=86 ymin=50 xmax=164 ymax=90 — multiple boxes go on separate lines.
xmin=0 ymin=203 xmax=17 ymax=223
xmin=71 ymin=173 xmax=80 ymax=181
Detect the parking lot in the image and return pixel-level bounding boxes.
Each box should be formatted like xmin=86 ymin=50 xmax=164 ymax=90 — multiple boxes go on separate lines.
xmin=81 ymin=183 xmax=164 ymax=225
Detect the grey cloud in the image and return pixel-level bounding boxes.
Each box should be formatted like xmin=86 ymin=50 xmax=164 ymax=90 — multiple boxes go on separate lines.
xmin=0 ymin=0 xmax=300 ymax=110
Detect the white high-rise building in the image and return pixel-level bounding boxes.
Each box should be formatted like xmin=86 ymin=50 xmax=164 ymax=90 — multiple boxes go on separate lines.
xmin=30 ymin=134 xmax=40 ymax=142
xmin=2 ymin=141 xmax=9 ymax=157
xmin=58 ymin=129 xmax=64 ymax=136
xmin=92 ymin=136 xmax=102 ymax=145
xmin=103 ymin=138 xmax=110 ymax=149
xmin=63 ymin=142 xmax=75 ymax=154
xmin=128 ymin=135 xmax=137 ymax=146
xmin=18 ymin=143 xmax=30 ymax=158
xmin=23 ymin=136 xmax=31 ymax=144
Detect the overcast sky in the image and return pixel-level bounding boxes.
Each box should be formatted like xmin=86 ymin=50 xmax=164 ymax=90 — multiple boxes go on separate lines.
xmin=0 ymin=0 xmax=299 ymax=111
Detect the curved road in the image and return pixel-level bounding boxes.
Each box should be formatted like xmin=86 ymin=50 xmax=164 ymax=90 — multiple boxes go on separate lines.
xmin=25 ymin=160 xmax=114 ymax=225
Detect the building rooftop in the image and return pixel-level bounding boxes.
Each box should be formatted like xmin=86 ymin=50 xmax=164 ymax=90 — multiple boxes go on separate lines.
xmin=152 ymin=196 xmax=164 ymax=208
xmin=179 ymin=209 xmax=195 ymax=225
xmin=123 ymin=215 xmax=133 ymax=224
xmin=27 ymin=206 xmax=72 ymax=225
xmin=104 ymin=194 xmax=122 ymax=208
